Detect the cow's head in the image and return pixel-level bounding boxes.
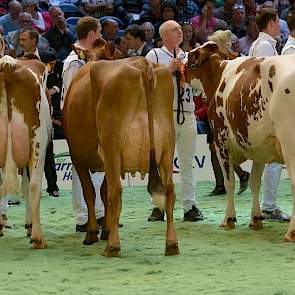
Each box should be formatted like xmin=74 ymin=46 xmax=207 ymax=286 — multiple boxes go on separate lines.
xmin=73 ymin=38 xmax=122 ymax=62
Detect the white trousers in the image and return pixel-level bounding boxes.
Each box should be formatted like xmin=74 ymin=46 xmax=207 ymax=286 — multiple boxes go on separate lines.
xmin=72 ymin=167 xmax=104 ymax=225
xmin=174 ymin=112 xmax=197 ymax=212
xmin=0 ymin=198 xmax=7 ymax=215
xmin=262 ymin=163 xmax=283 ymax=211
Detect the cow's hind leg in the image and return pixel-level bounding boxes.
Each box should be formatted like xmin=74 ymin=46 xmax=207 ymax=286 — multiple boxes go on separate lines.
xmin=249 ymin=162 xmax=264 ymax=230
xmin=159 ymin=152 xmax=179 ymax=256
xmin=74 ymin=162 xmax=98 ymax=245
xmin=22 ymin=168 xmax=32 ymax=237
xmin=28 ymin=142 xmax=47 ymax=249
xmin=100 ymin=176 xmax=109 ymax=241
xmin=103 ymin=156 xmax=122 ymax=257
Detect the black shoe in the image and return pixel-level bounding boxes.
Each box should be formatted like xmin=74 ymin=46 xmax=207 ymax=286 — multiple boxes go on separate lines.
xmin=148 ymin=208 xmax=164 ymax=222
xmin=8 ymin=200 xmax=20 ymax=206
xmin=238 ymin=172 xmax=249 ymax=195
xmin=48 ymin=190 xmax=60 ymax=197
xmin=96 ymin=217 xmax=124 ymax=228
xmin=75 ymin=223 xmax=88 ymax=232
xmin=208 ymin=186 xmax=226 ymax=196
xmin=184 ymin=205 xmax=203 ymax=222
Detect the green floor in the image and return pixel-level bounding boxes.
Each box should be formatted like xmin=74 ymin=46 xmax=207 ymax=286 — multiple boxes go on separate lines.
xmin=1 ymin=179 xmax=294 ymax=295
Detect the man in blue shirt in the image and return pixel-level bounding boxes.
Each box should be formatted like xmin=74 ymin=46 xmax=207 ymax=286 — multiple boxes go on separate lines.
xmin=0 ymin=0 xmax=21 ymax=36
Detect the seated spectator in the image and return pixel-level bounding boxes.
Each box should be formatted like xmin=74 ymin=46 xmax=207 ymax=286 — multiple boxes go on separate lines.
xmin=140 ymin=21 xmax=155 ymax=47
xmin=80 ymin=0 xmax=114 ymax=19
xmin=0 ymin=0 xmax=21 ymax=36
xmin=191 ymin=0 xmax=228 ymax=44
xmin=22 ymin=0 xmax=52 ymax=33
xmin=229 ymin=2 xmax=247 ymax=38
xmin=153 ymin=1 xmax=178 ymax=36
xmin=139 ymin=0 xmax=161 ymax=25
xmin=214 ymin=0 xmax=236 ymax=25
xmin=231 ymin=32 xmax=242 ymax=55
xmin=176 ymin=0 xmax=200 ymax=24
xmin=281 ymin=0 xmax=295 ymax=20
xmin=180 ymin=23 xmax=200 ymax=52
xmin=0 ymin=0 xmax=8 ymax=16
xmin=124 ymin=24 xmax=152 ymax=56
xmin=45 ymin=6 xmax=76 ymax=61
xmin=114 ymin=0 xmax=149 ymax=26
xmin=239 ymin=15 xmax=259 ymax=55
xmin=114 ymin=36 xmax=128 ymax=57
xmin=7 ymin=12 xmax=49 ymax=56
xmin=101 ymin=18 xmax=119 ymax=42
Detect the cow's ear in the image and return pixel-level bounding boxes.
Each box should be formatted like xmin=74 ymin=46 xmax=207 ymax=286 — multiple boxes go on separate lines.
xmin=205 ymin=42 xmax=219 ymax=52
xmin=104 ymin=42 xmax=116 ymax=59
xmin=92 ymin=38 xmax=106 ymax=48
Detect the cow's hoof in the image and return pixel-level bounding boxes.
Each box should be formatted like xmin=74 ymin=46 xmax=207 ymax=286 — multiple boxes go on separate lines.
xmin=83 ymin=231 xmax=98 ymax=245
xmin=249 ymin=217 xmax=264 ymax=230
xmin=104 ymin=245 xmax=121 ymax=257
xmin=165 ymin=242 xmax=179 ymax=256
xmin=220 ymin=217 xmax=236 ymax=229
xmin=285 ymin=231 xmax=295 ymax=242
xmin=30 ymin=239 xmax=47 ymax=249
xmin=100 ymin=229 xmax=109 ymax=241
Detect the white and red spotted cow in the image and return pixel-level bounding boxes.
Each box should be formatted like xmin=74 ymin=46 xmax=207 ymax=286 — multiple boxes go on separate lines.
xmin=0 ymin=55 xmax=51 ymax=247
xmin=185 ymin=42 xmax=295 ymax=241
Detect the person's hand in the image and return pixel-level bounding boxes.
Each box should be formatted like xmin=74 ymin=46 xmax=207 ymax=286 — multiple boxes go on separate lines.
xmin=48 ymin=88 xmax=56 ymax=96
xmin=169 ymin=58 xmax=183 ymax=73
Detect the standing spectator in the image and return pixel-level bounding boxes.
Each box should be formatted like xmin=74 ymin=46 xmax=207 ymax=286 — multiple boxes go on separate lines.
xmin=239 ymin=15 xmax=259 ymax=55
xmin=101 ymin=18 xmax=119 ymax=42
xmin=0 ymin=0 xmax=21 ymax=36
xmin=140 ymin=21 xmax=155 ymax=47
xmin=249 ymin=8 xmax=290 ymax=221
xmin=44 ymin=6 xmax=76 ymax=61
xmin=62 ymin=17 xmax=105 ymax=232
xmin=146 ymin=20 xmax=203 ymax=222
xmin=229 ymin=2 xmax=247 ymax=38
xmin=191 ymin=0 xmax=228 ymax=44
xmin=176 ymin=0 xmax=200 ymax=24
xmin=21 ymin=0 xmax=52 ymax=33
xmin=124 ymin=24 xmax=152 ymax=56
xmin=80 ymin=0 xmax=114 ymax=19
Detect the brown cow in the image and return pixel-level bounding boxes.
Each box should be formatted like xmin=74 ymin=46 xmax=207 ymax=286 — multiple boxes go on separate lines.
xmin=63 ymin=42 xmax=179 ymax=257
xmin=185 ymin=42 xmax=295 ymax=242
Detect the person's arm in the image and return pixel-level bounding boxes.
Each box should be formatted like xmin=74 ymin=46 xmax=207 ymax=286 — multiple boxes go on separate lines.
xmin=81 ymin=1 xmax=112 ymax=14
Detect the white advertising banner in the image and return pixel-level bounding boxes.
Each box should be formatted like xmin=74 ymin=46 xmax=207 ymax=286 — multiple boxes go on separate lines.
xmin=48 ymin=136 xmax=289 ymax=190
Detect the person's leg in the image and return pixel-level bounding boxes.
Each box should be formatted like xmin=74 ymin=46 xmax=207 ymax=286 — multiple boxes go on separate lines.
xmin=44 ymin=141 xmax=59 ymax=196
xmin=90 ymin=172 xmax=105 ymax=219
xmin=208 ymin=146 xmax=226 ymax=196
xmin=176 ymin=114 xmax=203 ymax=221
xmin=262 ymin=163 xmax=289 ymax=221
xmin=233 ymin=164 xmax=249 ymax=195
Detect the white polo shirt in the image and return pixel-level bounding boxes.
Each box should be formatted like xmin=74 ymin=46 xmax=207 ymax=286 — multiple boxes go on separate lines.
xmin=281 ymin=35 xmax=295 ymax=55
xmin=249 ymin=32 xmax=278 ymax=57
xmin=146 ymin=46 xmax=195 ymax=113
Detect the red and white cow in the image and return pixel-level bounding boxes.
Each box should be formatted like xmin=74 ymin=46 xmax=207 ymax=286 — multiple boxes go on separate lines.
xmin=185 ymin=42 xmax=295 ymax=241
xmin=63 ymin=43 xmax=179 ymax=257
xmin=0 ymin=55 xmax=51 ymax=247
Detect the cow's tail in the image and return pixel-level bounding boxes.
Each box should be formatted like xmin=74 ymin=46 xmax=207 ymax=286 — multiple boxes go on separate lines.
xmin=144 ymin=61 xmax=166 ymax=210
xmin=0 ymin=56 xmax=21 ymax=197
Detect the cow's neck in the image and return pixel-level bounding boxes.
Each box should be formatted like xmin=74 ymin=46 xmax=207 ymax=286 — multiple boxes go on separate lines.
xmin=201 ymin=56 xmax=226 ymax=102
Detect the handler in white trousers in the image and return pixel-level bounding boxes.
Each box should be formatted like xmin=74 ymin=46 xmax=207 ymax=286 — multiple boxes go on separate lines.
xmin=145 ymin=20 xmax=203 ymax=222
xmin=61 ymin=17 xmax=105 ymax=231
xmin=249 ymin=8 xmax=290 ymax=221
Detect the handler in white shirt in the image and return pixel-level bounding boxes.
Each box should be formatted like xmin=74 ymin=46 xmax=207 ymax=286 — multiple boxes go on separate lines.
xmin=145 ymin=20 xmax=203 ymax=222
xmin=249 ymin=8 xmax=290 ymax=221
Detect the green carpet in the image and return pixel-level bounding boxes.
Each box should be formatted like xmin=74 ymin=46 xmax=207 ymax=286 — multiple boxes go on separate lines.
xmin=1 ymin=179 xmax=294 ymax=295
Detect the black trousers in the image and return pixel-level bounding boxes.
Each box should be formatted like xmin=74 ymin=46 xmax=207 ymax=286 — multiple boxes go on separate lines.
xmin=44 ymin=140 xmax=59 ymax=193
